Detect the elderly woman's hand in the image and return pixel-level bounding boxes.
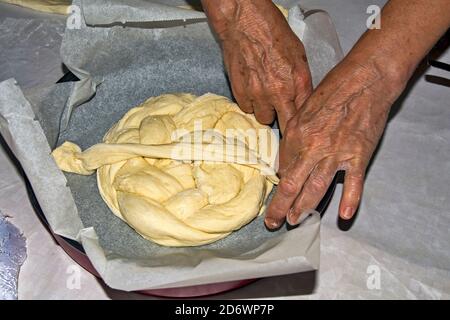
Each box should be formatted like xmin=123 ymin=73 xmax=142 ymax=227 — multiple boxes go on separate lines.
xmin=202 ymin=0 xmax=312 ymax=132
xmin=264 ymin=57 xmax=406 ymax=228
xmin=262 ymin=0 xmax=450 ymax=228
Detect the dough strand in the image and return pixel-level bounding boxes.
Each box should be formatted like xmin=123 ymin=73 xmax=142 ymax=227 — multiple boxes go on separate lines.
xmin=53 ymin=93 xmax=279 ymax=247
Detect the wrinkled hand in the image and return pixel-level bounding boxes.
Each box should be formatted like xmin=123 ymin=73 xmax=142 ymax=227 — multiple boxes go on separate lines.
xmin=203 ymin=0 xmax=312 ymax=132
xmin=264 ymin=58 xmax=406 ymax=228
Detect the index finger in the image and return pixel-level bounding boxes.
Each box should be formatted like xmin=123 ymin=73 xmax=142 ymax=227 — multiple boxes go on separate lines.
xmin=265 ymin=155 xmax=316 ymax=229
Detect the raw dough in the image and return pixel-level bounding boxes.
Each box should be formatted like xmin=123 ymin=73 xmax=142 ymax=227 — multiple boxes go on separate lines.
xmin=52 ymin=93 xmax=279 ymax=247
xmin=0 ymin=0 xmax=71 ymax=15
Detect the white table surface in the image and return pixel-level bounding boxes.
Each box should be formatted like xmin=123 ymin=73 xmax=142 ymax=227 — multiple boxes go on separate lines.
xmin=0 ymin=0 xmax=449 ymax=299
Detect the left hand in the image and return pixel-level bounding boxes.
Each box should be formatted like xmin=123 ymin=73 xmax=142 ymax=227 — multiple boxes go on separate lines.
xmin=201 ymin=0 xmax=312 ymax=132
xmin=264 ymin=57 xmax=406 ymax=229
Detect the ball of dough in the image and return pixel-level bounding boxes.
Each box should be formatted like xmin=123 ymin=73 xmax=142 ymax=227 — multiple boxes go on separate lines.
xmin=52 ymin=93 xmax=279 ymax=247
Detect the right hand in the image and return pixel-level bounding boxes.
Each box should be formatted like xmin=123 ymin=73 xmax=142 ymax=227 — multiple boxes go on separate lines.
xmin=264 ymin=56 xmax=406 ymax=228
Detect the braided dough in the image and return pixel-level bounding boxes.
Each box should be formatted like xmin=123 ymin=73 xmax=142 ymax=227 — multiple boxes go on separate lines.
xmin=52 ymin=93 xmax=279 ymax=247
xmin=0 ymin=0 xmax=70 ymax=14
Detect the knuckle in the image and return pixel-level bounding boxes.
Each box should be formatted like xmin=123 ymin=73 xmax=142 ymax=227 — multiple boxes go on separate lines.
xmin=310 ymin=173 xmax=329 ymax=191
xmin=249 ymin=83 xmax=264 ymax=97
xmin=299 ymin=150 xmax=316 ymax=164
xmin=256 ymin=113 xmax=274 ymax=124
xmin=238 ymin=104 xmax=252 ymax=113
xmin=352 ymin=144 xmax=365 ymax=156
xmin=278 ymin=177 xmax=299 ymax=197
xmin=349 ymin=170 xmax=365 ymax=181
xmin=344 ymin=190 xmax=362 ymax=206
xmin=347 ymin=163 xmax=366 ymax=181
xmin=254 ymin=104 xmax=273 ymax=116
xmin=240 ymin=106 xmax=254 ymax=114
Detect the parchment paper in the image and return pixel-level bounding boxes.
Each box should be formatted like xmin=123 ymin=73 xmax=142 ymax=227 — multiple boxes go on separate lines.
xmin=0 ymin=0 xmax=343 ymax=291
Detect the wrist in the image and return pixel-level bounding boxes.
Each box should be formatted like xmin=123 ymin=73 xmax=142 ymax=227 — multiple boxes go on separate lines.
xmin=201 ymin=0 xmax=284 ymax=41
xmin=344 ymin=45 xmax=411 ymax=107
xmin=201 ymin=0 xmax=246 ymax=37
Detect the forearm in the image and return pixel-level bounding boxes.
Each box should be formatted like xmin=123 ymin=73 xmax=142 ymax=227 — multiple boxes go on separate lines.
xmin=347 ymin=0 xmax=450 ymax=89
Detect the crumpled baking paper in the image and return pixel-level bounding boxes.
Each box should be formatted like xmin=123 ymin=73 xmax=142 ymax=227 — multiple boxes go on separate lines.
xmin=0 ymin=0 xmax=343 ymax=291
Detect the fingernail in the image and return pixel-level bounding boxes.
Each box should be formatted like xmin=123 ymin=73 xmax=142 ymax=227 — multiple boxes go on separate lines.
xmin=265 ymin=218 xmax=280 ymax=229
xmin=287 ymin=209 xmax=297 ymax=225
xmin=287 ymin=208 xmax=301 ymax=226
xmin=342 ymin=207 xmax=354 ymax=220
xmin=288 ymin=209 xmax=311 ymax=226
